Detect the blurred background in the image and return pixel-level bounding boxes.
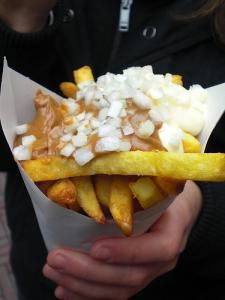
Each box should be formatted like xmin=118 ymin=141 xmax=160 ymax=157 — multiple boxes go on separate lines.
xmin=0 ymin=173 xmax=17 ymax=300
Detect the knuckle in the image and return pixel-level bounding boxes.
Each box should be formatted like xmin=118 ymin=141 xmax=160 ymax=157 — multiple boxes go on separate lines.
xmin=128 ymin=269 xmax=149 ymax=288
xmin=79 ymin=260 xmax=91 ymax=278
xmin=161 ymin=237 xmax=180 ymax=262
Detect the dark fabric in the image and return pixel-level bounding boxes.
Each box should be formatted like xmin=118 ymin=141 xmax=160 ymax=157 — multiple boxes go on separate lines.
xmin=0 ymin=0 xmax=225 ymax=299
xmin=5 ymin=170 xmax=57 ymax=300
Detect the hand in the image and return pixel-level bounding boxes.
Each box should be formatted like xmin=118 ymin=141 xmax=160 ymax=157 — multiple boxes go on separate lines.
xmin=43 ymin=180 xmax=202 ymax=300
xmin=0 ymin=0 xmax=56 ymax=32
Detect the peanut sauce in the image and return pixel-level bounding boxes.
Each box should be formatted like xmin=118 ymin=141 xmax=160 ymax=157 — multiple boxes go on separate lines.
xmin=15 ymin=90 xmax=165 ymax=159
xmin=15 ymin=90 xmax=64 ymax=158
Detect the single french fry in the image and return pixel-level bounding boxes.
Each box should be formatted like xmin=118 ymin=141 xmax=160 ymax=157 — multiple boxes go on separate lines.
xmin=94 ymin=175 xmax=111 ymax=207
xmin=72 ymin=176 xmax=106 ymax=224
xmin=59 ymin=82 xmax=78 ymax=98
xmin=172 ymin=75 xmax=183 ymax=85
xmin=130 ymin=177 xmax=165 ymax=209
xmin=182 ymin=133 xmax=201 ymax=153
xmin=47 ymin=179 xmax=79 ymax=210
xmin=109 ymin=176 xmax=133 ymax=236
xmin=155 ymin=177 xmax=184 ymax=196
xmin=22 ymin=152 xmax=225 ymax=182
xmin=73 ymin=66 xmax=94 ymax=84
xmin=36 ymin=181 xmax=53 ymax=194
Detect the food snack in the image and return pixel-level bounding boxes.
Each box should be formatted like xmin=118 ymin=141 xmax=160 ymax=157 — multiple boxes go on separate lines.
xmin=12 ymin=66 xmax=225 ymax=235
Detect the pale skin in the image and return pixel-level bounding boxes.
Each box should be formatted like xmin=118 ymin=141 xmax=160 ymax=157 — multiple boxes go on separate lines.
xmin=0 ymin=0 xmax=56 ymax=32
xmin=43 ymin=181 xmax=202 ymax=300
xmin=0 ymin=2 xmax=203 ymax=299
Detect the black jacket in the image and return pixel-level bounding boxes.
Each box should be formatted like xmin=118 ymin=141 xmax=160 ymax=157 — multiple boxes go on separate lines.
xmin=0 ymin=1 xmax=225 ymax=299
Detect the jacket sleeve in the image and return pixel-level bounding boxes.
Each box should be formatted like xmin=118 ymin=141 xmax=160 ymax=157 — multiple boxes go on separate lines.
xmin=178 ymin=181 xmax=225 ymax=278
xmin=0 ymin=1 xmax=64 ymax=171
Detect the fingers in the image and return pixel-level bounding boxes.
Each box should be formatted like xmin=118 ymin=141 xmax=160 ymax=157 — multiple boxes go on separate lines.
xmin=44 ymin=248 xmax=179 ymax=299
xmin=55 ymin=286 xmax=92 ymax=300
xmin=44 ymin=259 xmax=178 ymax=300
xmin=45 ymin=249 xmax=150 ymax=288
xmin=43 ymin=265 xmax=134 ymax=300
xmin=90 ymin=188 xmax=200 ymax=265
xmin=43 ymin=184 xmax=198 ymax=299
xmin=91 ymin=214 xmax=184 ymax=264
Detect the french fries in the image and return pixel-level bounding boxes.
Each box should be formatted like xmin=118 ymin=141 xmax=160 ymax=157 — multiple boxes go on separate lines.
xmin=60 ymin=66 xmax=94 ymax=98
xmin=72 ymin=176 xmax=106 ymax=224
xmin=109 ymin=176 xmax=133 ymax=236
xmin=129 ymin=177 xmax=165 ymax=209
xmin=94 ymin=175 xmax=111 ymax=207
xmin=47 ymin=179 xmax=79 ymax=210
xmin=73 ymin=66 xmax=94 ymax=84
xmin=172 ymin=75 xmax=183 ymax=85
xmin=154 ymin=177 xmax=184 ymax=196
xmin=23 ymin=152 xmax=225 ymax=182
xmin=59 ymin=82 xmax=78 ymax=99
xmin=182 ymin=133 xmax=201 ymax=153
xmin=13 ymin=65 xmax=225 ymax=236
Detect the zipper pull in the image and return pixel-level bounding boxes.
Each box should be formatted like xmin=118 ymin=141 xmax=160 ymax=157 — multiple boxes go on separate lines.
xmin=119 ymin=0 xmax=133 ymax=32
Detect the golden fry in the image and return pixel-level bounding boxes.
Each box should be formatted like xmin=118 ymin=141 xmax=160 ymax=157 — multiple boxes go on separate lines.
xmin=172 ymin=75 xmax=183 ymax=85
xmin=155 ymin=177 xmax=184 ymax=196
xmin=110 ymin=176 xmax=133 ymax=236
xmin=130 ymin=177 xmax=165 ymax=209
xmin=94 ymin=175 xmax=111 ymax=207
xmin=182 ymin=133 xmax=201 ymax=153
xmin=47 ymin=179 xmax=79 ymax=210
xmin=73 ymin=66 xmax=94 ymax=84
xmin=22 ymin=152 xmax=225 ymax=182
xmin=59 ymin=82 xmax=78 ymax=98
xmin=36 ymin=181 xmax=53 ymax=194
xmin=72 ymin=177 xmax=106 ymax=224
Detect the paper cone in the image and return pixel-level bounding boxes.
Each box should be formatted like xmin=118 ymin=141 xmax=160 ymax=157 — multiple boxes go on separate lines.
xmin=1 ymin=59 xmax=224 ymax=251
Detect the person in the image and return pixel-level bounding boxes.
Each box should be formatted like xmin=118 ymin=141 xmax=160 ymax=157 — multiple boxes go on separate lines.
xmin=0 ymin=0 xmax=225 ymax=299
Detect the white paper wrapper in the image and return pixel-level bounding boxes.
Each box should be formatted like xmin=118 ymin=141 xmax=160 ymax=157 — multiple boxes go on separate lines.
xmin=1 ymin=59 xmax=225 ymax=251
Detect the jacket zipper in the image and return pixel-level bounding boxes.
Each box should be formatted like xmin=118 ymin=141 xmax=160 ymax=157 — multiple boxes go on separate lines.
xmin=119 ymin=0 xmax=133 ymax=32
xmin=107 ymin=0 xmax=133 ymax=71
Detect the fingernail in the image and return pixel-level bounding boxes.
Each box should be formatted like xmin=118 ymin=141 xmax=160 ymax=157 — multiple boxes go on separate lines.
xmin=92 ymin=247 xmax=111 ymax=261
xmin=50 ymin=254 xmax=66 ymax=269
